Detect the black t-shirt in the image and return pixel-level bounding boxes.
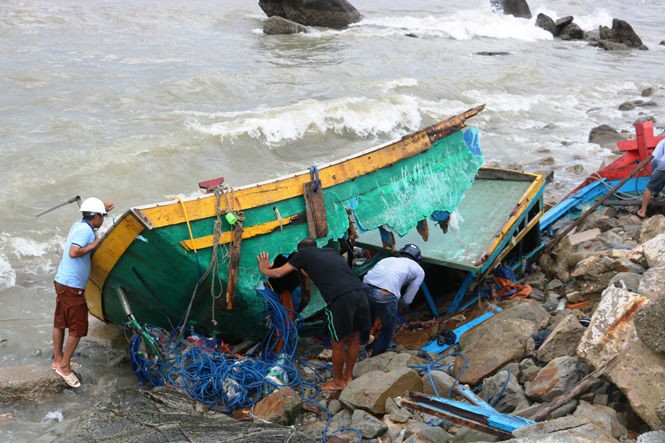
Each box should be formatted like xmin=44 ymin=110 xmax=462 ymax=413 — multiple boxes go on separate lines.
xmin=288 ymin=247 xmax=363 ymax=303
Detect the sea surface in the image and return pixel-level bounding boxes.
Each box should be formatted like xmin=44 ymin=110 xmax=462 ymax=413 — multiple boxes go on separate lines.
xmin=1 ymin=0 xmax=664 ymax=440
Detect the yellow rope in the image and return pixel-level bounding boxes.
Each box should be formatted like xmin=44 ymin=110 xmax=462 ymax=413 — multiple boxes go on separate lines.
xmin=174 ymin=196 xmax=197 ymax=253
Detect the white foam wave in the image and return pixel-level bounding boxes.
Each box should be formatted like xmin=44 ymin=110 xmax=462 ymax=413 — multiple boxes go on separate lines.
xmin=0 ymin=252 xmax=16 ymax=290
xmin=184 ymin=94 xmax=436 ymax=147
xmin=41 ymin=411 xmax=64 ymax=423
xmin=348 ymin=10 xmax=551 ymax=42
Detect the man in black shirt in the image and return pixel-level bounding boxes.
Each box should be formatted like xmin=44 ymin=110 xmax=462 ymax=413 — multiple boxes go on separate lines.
xmin=258 ymin=238 xmax=370 ymax=390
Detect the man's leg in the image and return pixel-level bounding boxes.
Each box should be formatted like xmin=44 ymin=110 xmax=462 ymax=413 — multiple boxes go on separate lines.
xmin=57 ymin=335 xmax=81 ymax=375
xmin=343 ymin=332 xmax=361 ymax=385
xmin=638 ymin=188 xmax=652 ymax=218
xmin=370 ymin=295 xmax=397 ymax=356
xmin=52 ymin=327 xmax=65 ymax=368
xmin=322 ymin=338 xmax=348 ymax=390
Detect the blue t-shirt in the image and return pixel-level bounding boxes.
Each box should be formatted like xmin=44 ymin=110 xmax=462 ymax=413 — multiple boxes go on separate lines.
xmin=54 ymin=220 xmax=96 ymax=289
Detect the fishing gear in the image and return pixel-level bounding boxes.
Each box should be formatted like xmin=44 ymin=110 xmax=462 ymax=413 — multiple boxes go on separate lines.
xmin=35 ymin=195 xmax=82 ymax=217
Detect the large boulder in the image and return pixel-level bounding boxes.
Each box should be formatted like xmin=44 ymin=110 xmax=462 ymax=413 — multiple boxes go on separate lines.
xmin=596 ymin=19 xmax=648 ymax=50
xmin=258 ymin=0 xmax=362 ymax=29
xmin=340 ymin=367 xmax=422 ymax=414
xmin=500 ymin=0 xmax=532 ymax=19
xmin=263 ymin=16 xmax=309 ymax=34
xmin=577 ymin=285 xmax=665 ymax=429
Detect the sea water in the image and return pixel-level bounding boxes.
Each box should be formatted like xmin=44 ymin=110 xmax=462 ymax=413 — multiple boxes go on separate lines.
xmin=1 ymin=0 xmax=664 ymax=440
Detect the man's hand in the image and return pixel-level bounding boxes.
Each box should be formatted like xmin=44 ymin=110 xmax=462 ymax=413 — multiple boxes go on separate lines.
xmin=257 ymin=251 xmax=271 ymax=275
xmin=104 ymin=201 xmax=115 ymax=212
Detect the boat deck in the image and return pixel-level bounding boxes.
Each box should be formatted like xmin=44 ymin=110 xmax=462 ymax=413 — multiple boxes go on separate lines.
xmin=357 ymin=168 xmax=542 ymax=273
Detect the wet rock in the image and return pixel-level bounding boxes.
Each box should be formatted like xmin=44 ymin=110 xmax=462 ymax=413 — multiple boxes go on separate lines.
xmin=596 ymin=19 xmax=648 ymax=50
xmin=535 ymin=13 xmax=557 ymax=36
xmin=577 ymin=286 xmax=665 ymax=429
xmin=588 ymin=124 xmax=625 ymax=148
xmin=0 ymin=365 xmax=65 ymax=402
xmin=263 ymin=16 xmax=309 ymax=34
xmin=573 ymin=400 xmax=628 ymax=439
xmin=525 ymin=356 xmax=589 ymax=402
xmin=500 ymin=0 xmax=532 ymax=19
xmin=559 ymin=22 xmax=584 ymax=41
xmin=253 ymin=386 xmax=302 ymax=425
xmin=634 ymin=294 xmax=665 ymax=354
xmin=641 ymin=87 xmax=655 ymax=97
xmin=340 ymin=367 xmax=422 ymax=414
xmin=535 ymin=314 xmax=585 ymax=363
xmin=258 ymin=0 xmax=362 ymax=30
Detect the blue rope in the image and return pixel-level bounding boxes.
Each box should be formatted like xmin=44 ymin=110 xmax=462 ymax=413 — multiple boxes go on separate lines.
xmin=308 ymin=166 xmax=321 ymax=192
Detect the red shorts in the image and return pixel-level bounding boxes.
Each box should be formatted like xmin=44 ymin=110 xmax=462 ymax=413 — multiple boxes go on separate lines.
xmin=53 ymin=281 xmax=89 ymax=337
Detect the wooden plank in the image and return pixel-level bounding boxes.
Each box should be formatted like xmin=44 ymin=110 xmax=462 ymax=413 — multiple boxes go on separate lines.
xmin=303 ymin=181 xmax=328 ymax=238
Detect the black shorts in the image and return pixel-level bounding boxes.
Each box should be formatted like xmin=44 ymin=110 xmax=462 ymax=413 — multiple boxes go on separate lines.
xmin=647 ymin=169 xmax=665 ymax=195
xmin=324 ymin=289 xmax=371 ymax=342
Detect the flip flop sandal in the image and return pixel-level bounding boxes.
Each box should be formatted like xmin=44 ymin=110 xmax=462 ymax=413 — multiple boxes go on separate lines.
xmin=52 ymin=361 xmax=81 ymax=370
xmin=54 ymin=367 xmax=81 ymax=388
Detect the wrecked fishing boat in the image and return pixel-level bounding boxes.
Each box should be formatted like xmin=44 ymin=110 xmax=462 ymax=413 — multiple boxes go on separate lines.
xmin=541 ymin=120 xmax=664 ymax=234
xmin=356 ymin=166 xmax=546 ymax=318
xmin=85 ymin=106 xmax=486 ymax=342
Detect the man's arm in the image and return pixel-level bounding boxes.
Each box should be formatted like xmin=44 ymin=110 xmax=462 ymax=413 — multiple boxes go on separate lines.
xmin=400 ymin=267 xmax=425 ymax=306
xmin=257 ymin=251 xmax=297 ymax=278
xmin=68 ymin=239 xmax=100 ymax=258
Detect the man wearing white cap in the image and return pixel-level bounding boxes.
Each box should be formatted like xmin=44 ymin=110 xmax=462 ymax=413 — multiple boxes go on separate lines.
xmin=52 ymin=197 xmax=113 ymax=388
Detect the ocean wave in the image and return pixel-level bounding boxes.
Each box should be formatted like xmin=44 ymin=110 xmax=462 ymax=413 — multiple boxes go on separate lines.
xmin=0 ymin=252 xmax=16 ymax=290
xmin=183 ymin=94 xmax=444 ymax=147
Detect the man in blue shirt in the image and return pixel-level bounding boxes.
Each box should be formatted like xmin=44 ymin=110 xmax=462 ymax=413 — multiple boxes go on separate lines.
xmin=363 ymin=244 xmax=425 ymax=356
xmin=52 ymin=197 xmax=113 ymax=388
xmin=638 ymin=138 xmax=665 ymax=218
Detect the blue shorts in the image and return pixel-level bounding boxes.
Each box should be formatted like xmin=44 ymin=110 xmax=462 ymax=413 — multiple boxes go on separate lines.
xmin=647 ymin=169 xmax=665 ymax=195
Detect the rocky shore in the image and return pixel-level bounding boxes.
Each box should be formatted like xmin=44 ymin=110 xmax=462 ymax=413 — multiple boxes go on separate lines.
xmin=2 ymin=207 xmax=665 ymax=442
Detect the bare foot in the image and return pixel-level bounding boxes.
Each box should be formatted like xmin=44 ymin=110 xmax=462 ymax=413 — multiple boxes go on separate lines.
xmin=637 ymin=209 xmax=646 ymax=219
xmin=321 ymin=380 xmax=346 ymax=391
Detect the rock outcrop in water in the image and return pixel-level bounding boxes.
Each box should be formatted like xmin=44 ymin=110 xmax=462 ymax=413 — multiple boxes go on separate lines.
xmin=259 ymin=0 xmax=362 ymax=30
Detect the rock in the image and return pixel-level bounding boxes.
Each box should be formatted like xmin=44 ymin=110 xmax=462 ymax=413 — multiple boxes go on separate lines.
xmin=258 ymin=0 xmax=362 ymax=30
xmin=340 ymin=367 xmax=422 ymax=414
xmin=573 ymin=400 xmax=628 ymax=439
xmin=494 ymin=299 xmax=551 ymax=328
xmin=402 ymin=419 xmax=454 ymax=442
xmin=577 ymin=285 xmax=665 ymax=430
xmin=597 ymin=19 xmax=648 ymax=50
xmin=263 ymin=16 xmax=309 ymax=34
xmin=253 ymin=386 xmax=302 ymax=425
xmin=639 ymin=214 xmax=665 ymax=243
xmin=420 ymin=369 xmax=457 ymax=397
xmin=634 ymin=294 xmax=665 ymax=354
xmin=510 ymin=415 xmax=620 ymax=442
xmin=64 ymin=386 xmax=317 ymax=442
xmin=641 ymin=233 xmax=665 ymax=268
xmin=608 ymin=271 xmax=641 ymax=292
xmin=352 ymin=351 xmax=423 ymax=378
xmin=559 ymin=22 xmax=584 ymax=41
xmin=524 ymin=356 xmax=589 ymax=402
xmin=588 ymin=124 xmax=625 ymax=148
xmin=0 ymin=365 xmax=66 ymax=402
xmin=350 ymin=409 xmax=388 ymax=439
xmin=638 ymin=266 xmax=665 ymax=299
xmin=535 ymin=13 xmax=557 ymax=36
xmin=535 ymin=314 xmax=585 ymax=363
xmin=501 ymin=0 xmax=532 ymax=19
xmin=481 ymin=369 xmax=528 ymax=413
xmin=454 ymin=318 xmax=537 ymax=385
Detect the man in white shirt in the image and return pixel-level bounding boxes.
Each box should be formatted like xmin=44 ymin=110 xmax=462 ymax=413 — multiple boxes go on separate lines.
xmin=638 ymin=138 xmax=665 ymax=218
xmin=363 ymin=244 xmax=425 ymax=356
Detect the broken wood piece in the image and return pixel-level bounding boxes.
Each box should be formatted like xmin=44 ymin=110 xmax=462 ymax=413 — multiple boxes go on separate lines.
xmin=225 ymin=215 xmax=244 ymax=309
xmin=523 ymin=356 xmax=618 ymax=421
xmin=303 ymin=181 xmax=328 ymax=238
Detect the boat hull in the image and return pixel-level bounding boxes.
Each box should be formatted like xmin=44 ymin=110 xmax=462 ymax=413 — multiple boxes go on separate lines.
xmin=87 ymin=107 xmax=485 ymax=341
